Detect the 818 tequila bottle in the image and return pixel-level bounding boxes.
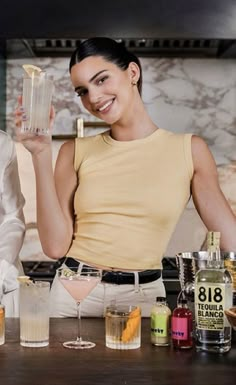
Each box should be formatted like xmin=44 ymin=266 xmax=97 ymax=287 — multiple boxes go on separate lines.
xmin=194 ymin=232 xmax=233 ymax=353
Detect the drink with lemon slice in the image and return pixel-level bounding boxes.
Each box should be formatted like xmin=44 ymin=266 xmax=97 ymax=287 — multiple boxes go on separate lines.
xmin=22 ymin=64 xmax=53 ymax=135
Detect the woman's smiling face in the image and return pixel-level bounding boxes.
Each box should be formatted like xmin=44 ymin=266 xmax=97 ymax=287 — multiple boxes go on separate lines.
xmin=70 ymin=55 xmax=139 ymax=125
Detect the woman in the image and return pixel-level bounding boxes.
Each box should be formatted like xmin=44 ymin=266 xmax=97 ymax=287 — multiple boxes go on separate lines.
xmin=0 ymin=130 xmax=25 ymax=317
xmin=15 ymin=38 xmax=236 ymax=317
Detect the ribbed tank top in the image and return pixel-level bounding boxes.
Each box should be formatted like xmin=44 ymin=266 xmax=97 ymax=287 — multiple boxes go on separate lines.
xmin=67 ymin=128 xmax=193 ymax=270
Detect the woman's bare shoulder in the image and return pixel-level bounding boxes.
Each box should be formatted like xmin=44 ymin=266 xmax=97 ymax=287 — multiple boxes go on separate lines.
xmin=191 ymin=134 xmax=208 ymax=150
xmin=59 ymin=139 xmax=75 ymax=152
xmin=57 ymin=139 xmax=75 ymax=159
xmin=55 ymin=140 xmax=76 ymax=173
xmin=191 ymin=134 xmax=217 ymax=173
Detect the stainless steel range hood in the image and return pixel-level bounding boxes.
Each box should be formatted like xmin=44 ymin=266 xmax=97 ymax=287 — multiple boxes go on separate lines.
xmin=3 ymin=0 xmax=236 ymax=58
xmin=6 ymin=38 xmax=236 ymax=58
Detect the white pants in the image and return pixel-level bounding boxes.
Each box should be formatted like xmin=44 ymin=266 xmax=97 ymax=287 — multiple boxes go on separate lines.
xmin=50 ymin=264 xmax=165 ymax=318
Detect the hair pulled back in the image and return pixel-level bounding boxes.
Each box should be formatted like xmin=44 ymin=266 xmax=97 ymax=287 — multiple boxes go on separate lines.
xmin=69 ymin=37 xmax=142 ymax=94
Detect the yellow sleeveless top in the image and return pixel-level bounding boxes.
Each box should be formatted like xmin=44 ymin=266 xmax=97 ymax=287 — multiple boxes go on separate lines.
xmin=67 ymin=128 xmax=193 ymax=270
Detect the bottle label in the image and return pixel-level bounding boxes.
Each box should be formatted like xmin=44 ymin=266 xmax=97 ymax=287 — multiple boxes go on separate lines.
xmin=171 ymin=317 xmax=188 ymax=340
xmin=151 ymin=314 xmax=168 ymax=337
xmin=195 ymin=282 xmax=226 ymax=331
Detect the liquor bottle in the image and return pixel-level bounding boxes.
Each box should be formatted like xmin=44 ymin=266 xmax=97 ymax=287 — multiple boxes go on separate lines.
xmin=150 ymin=297 xmax=171 ymax=346
xmin=194 ymin=231 xmax=233 ymax=353
xmin=171 ymin=298 xmax=193 ymax=349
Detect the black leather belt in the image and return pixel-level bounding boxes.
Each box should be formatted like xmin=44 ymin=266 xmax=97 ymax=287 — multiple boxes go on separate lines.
xmin=61 ymin=257 xmax=162 ymax=285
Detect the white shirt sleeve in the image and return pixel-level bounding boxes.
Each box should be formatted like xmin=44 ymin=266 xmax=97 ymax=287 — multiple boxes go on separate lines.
xmin=0 ymin=133 xmax=25 ymax=299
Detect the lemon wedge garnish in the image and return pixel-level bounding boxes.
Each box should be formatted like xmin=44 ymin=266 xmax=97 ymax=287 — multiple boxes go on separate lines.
xmin=61 ymin=268 xmax=76 ymax=278
xmin=22 ymin=64 xmax=42 ymax=77
xmin=17 ymin=275 xmax=31 ymax=283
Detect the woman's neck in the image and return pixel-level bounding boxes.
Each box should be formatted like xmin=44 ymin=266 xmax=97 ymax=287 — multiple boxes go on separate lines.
xmin=110 ymin=105 xmax=158 ymax=141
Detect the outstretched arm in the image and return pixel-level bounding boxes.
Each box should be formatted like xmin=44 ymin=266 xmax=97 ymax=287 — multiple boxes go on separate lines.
xmin=191 ymin=135 xmax=236 ymax=251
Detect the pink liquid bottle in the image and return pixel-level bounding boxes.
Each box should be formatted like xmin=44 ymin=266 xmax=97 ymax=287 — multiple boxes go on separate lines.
xmin=171 ymin=298 xmax=193 ymax=349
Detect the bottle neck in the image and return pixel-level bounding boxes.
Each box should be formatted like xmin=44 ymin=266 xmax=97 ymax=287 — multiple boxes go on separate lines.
xmin=157 ymin=301 xmax=167 ymax=305
xmin=207 ymin=231 xmax=223 ymax=269
xmin=155 ymin=297 xmax=167 ymax=306
xmin=177 ymin=301 xmax=188 ymax=309
xmin=207 ymin=249 xmax=224 ymax=269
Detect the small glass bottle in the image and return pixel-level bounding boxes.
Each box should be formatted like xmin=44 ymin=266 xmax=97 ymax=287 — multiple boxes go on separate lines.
xmin=194 ymin=231 xmax=233 ymax=353
xmin=171 ymin=298 xmax=193 ymax=349
xmin=150 ymin=296 xmax=171 ymax=346
xmin=0 ymin=304 xmax=5 ymax=345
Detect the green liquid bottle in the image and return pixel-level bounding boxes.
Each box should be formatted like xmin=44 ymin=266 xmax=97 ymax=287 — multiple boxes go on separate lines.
xmin=150 ymin=296 xmax=171 ymax=346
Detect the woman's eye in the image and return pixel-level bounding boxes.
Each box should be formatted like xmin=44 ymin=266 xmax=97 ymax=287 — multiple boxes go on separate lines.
xmin=76 ymin=89 xmax=87 ymax=97
xmin=97 ymin=76 xmax=108 ymax=85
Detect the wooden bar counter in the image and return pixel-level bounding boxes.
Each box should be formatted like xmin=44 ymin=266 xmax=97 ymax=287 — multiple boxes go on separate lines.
xmin=1 ymin=318 xmax=236 ymax=385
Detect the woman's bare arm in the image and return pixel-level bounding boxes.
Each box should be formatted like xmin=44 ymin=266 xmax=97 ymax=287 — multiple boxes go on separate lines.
xmin=15 ymin=97 xmax=78 ymax=259
xmin=32 ymin=140 xmax=77 ymax=259
xmin=191 ymin=135 xmax=236 ymax=251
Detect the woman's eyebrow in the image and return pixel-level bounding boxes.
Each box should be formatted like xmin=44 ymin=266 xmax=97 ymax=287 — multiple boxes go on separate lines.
xmin=74 ymin=70 xmax=108 ymax=92
xmin=89 ymin=69 xmax=108 ymax=83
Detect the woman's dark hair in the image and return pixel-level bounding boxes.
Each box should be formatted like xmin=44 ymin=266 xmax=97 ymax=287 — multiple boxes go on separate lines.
xmin=69 ymin=37 xmax=142 ymax=94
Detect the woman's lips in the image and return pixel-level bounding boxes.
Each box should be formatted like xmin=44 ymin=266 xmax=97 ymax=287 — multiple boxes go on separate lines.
xmin=97 ymin=98 xmax=115 ymax=113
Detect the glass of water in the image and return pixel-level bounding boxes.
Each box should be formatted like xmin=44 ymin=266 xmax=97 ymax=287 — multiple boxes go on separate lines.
xmin=22 ymin=71 xmax=54 ymax=136
xmin=19 ymin=280 xmax=50 ymax=347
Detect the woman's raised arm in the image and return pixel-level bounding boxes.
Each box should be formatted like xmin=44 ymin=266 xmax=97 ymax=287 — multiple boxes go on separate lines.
xmin=15 ymin=96 xmax=77 ymax=259
xmin=32 ymin=140 xmax=77 ymax=259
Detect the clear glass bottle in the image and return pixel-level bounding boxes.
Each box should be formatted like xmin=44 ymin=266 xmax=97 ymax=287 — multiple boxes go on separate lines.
xmin=194 ymin=231 xmax=233 ymax=353
xmin=150 ymin=296 xmax=171 ymax=346
xmin=171 ymin=298 xmax=193 ymax=349
xmin=0 ymin=304 xmax=5 ymax=345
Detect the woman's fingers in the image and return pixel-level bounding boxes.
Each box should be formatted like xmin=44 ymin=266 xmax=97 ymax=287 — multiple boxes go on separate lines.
xmin=50 ymin=105 xmax=55 ymax=119
xmin=14 ymin=108 xmax=26 ymax=128
xmin=49 ymin=105 xmax=55 ymax=128
xmin=17 ymin=95 xmax=23 ymax=106
xmin=14 ymin=95 xmax=54 ymax=152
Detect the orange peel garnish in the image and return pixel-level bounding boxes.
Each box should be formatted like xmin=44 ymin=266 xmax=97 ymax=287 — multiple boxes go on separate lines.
xmin=121 ymin=307 xmax=141 ymax=343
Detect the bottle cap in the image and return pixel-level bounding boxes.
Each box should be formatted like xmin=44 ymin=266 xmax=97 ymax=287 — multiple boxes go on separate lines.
xmin=156 ymin=296 xmax=166 ymax=302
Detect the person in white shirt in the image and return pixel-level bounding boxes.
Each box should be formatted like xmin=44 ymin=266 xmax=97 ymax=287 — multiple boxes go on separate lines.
xmin=0 ymin=130 xmax=25 ymax=317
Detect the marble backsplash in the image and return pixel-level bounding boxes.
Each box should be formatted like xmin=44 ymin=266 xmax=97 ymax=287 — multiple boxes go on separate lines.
xmin=6 ymin=56 xmax=236 ymax=260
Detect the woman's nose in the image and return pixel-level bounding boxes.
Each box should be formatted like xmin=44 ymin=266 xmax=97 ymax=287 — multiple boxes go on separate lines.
xmin=88 ymin=87 xmax=102 ymax=104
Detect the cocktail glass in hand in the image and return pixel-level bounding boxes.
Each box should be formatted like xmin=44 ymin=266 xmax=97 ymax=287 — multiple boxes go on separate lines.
xmin=58 ymin=266 xmax=101 ymax=349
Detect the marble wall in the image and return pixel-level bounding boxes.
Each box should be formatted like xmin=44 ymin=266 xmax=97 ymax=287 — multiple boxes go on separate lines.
xmin=6 ymin=57 xmax=236 ymax=260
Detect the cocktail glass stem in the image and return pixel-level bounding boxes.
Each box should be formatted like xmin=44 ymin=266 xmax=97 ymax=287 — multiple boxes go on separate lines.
xmin=62 ymin=298 xmax=96 ymax=349
xmin=76 ymin=301 xmax=82 ymax=343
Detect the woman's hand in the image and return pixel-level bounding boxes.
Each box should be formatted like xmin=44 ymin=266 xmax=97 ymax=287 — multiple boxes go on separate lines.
xmin=14 ymin=95 xmax=55 ymax=156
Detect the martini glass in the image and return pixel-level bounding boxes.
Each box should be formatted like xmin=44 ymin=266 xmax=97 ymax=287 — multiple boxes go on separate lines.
xmin=58 ymin=266 xmax=102 ymax=349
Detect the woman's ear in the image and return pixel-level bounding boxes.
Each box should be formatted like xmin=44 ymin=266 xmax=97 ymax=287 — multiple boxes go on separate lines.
xmin=128 ymin=62 xmax=140 ymax=85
